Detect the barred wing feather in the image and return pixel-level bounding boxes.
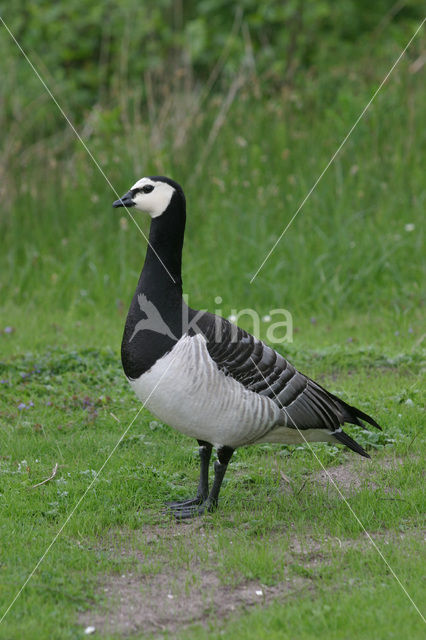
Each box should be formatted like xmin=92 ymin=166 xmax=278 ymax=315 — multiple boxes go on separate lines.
xmin=195 ymin=312 xmax=380 ymax=456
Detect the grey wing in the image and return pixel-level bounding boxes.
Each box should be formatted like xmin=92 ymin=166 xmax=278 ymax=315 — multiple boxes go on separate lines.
xmin=196 ymin=312 xmax=380 ymax=455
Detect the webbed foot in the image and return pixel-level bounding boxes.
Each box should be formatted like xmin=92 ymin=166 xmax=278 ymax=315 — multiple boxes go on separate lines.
xmin=171 ymin=498 xmax=217 ymax=520
xmin=165 ymin=495 xmax=204 ymax=509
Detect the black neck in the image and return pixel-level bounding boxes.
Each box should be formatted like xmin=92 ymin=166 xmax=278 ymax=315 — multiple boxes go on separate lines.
xmin=138 ymin=192 xmax=185 ymax=300
xmin=121 ymin=190 xmax=186 ymax=378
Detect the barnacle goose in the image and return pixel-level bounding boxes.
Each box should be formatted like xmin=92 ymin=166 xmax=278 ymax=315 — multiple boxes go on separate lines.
xmin=113 ymin=176 xmax=381 ymax=519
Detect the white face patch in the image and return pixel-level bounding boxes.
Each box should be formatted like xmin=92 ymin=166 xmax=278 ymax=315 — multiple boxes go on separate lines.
xmin=130 ymin=177 xmax=175 ymax=218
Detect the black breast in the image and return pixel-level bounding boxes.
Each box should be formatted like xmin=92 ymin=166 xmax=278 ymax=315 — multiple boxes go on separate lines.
xmin=121 ymin=291 xmax=184 ymax=379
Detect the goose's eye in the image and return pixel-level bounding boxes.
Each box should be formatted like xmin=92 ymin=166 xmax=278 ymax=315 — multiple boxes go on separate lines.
xmin=142 ymin=185 xmax=154 ymax=194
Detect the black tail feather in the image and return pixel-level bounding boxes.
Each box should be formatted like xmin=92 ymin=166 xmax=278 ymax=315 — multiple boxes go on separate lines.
xmin=306 ymin=376 xmax=382 ymax=432
xmin=350 ymin=403 xmax=382 ymax=431
xmin=333 ymin=430 xmax=370 ymax=458
xmin=329 ymin=393 xmax=382 ymax=431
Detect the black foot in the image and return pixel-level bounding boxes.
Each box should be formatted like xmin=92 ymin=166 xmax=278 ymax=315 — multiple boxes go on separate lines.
xmin=165 ymin=444 xmax=233 ymax=521
xmin=165 ymin=496 xmax=204 ymax=510
xmin=172 ymin=498 xmax=217 ymax=520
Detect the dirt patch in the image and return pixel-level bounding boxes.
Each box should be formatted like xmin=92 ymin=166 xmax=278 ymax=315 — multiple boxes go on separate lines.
xmin=80 ymin=524 xmax=421 ymax=637
xmin=79 ymin=455 xmax=412 ymax=636
xmin=79 ymin=566 xmax=308 ymax=637
xmin=310 ymin=455 xmax=405 ymax=495
xmin=311 ymin=458 xmax=374 ymax=493
xmin=80 ymin=522 xmax=312 ymax=636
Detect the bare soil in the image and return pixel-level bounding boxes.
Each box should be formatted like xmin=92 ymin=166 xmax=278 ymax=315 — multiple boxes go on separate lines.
xmin=79 ymin=455 xmax=411 ymax=637
xmin=80 ymin=566 xmax=309 ymax=637
xmin=310 ymin=455 xmax=404 ymax=494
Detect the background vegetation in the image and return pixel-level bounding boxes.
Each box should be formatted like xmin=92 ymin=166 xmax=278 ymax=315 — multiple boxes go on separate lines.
xmin=0 ymin=0 xmax=424 ymax=348
xmin=0 ymin=1 xmax=424 ymax=638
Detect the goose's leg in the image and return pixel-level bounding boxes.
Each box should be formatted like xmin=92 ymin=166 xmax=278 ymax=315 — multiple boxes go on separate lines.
xmin=173 ymin=445 xmax=234 ymax=520
xmin=167 ymin=440 xmax=212 ymax=509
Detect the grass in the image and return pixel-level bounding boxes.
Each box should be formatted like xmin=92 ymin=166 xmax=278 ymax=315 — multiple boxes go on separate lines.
xmin=1 ymin=51 xmax=424 ymax=331
xmin=0 ymin=342 xmax=424 ymax=638
xmin=0 ymin=31 xmax=425 ymax=639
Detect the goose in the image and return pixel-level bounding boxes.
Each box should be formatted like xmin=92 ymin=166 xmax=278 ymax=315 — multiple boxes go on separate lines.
xmin=113 ymin=176 xmax=381 ymax=519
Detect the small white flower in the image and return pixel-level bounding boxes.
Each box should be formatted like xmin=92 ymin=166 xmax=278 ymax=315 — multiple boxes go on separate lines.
xmin=255 ymin=589 xmax=263 ymax=596
xmin=262 ymin=315 xmax=271 ymax=322
xmin=228 ymin=315 xmax=237 ymax=323
xmin=84 ymin=626 xmax=96 ymax=635
xmin=404 ymin=223 xmax=415 ymax=232
xmin=167 ymin=594 xmax=174 ymax=599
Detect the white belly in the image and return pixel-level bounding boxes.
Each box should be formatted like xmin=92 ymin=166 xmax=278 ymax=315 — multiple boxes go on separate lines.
xmin=128 ymin=334 xmax=282 ymax=448
xmin=255 ymin=426 xmax=335 ymax=445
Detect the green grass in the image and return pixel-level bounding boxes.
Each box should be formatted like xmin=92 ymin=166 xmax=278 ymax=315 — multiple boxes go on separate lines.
xmin=0 ymin=342 xmax=424 ymax=638
xmin=1 ymin=51 xmax=424 ymax=331
xmin=0 ymin=32 xmax=425 ymax=639
xmin=182 ymin=546 xmax=425 ymax=640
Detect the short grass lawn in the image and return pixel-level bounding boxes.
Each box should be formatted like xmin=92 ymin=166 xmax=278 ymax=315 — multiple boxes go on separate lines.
xmin=0 ymin=328 xmax=424 ymax=639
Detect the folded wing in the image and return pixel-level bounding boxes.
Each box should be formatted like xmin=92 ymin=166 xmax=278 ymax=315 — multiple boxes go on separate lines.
xmin=195 ymin=312 xmax=380 ymax=457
